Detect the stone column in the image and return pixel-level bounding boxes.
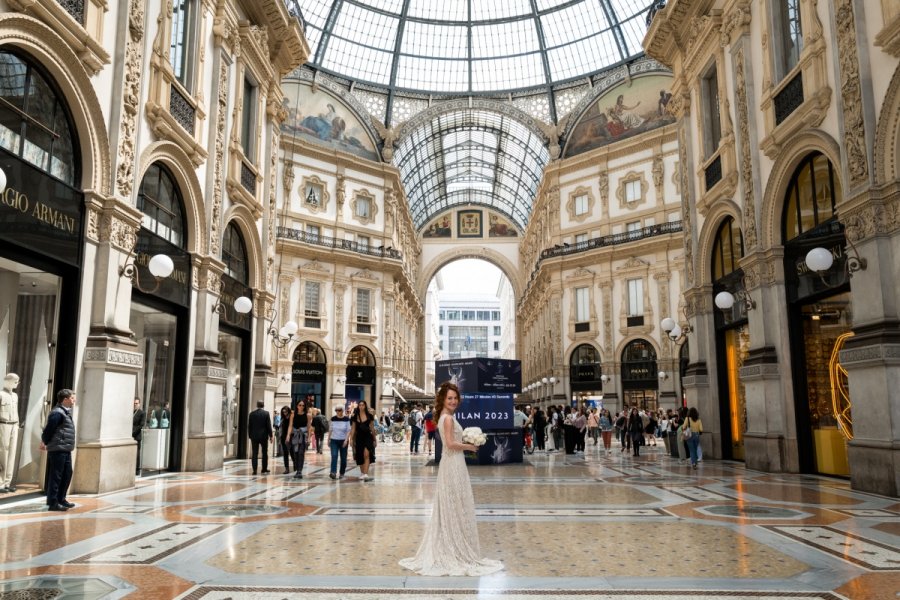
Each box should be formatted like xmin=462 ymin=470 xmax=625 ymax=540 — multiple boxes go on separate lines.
xmin=73 ymin=196 xmax=144 ymax=494
xmin=683 ymin=285 xmax=716 ymax=457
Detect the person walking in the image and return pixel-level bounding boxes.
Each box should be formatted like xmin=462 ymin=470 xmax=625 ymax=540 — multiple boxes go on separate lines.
xmin=684 ymin=407 xmax=704 ymax=469
xmin=40 ymin=389 xmax=77 ymax=512
xmin=599 ymin=408 xmax=614 ymax=455
xmin=132 ymin=397 xmax=145 ymax=476
xmin=349 ymin=400 xmax=377 ymax=480
xmin=587 ymin=408 xmax=600 ymax=446
xmin=627 ymin=407 xmax=644 ymax=457
xmin=399 ymin=382 xmax=503 ymax=576
xmin=532 ymin=407 xmax=547 ymax=452
xmin=409 ymin=404 xmax=423 ymax=454
xmin=312 ymin=408 xmax=329 ymax=454
xmin=248 ymin=400 xmax=273 ymax=475
xmin=574 ymin=407 xmax=587 ymax=453
xmin=287 ymin=399 xmax=310 ymax=479
xmin=277 ymin=406 xmax=293 ymax=474
xmin=329 ymin=405 xmax=351 ymax=479
xmin=423 ymin=405 xmax=437 ymax=455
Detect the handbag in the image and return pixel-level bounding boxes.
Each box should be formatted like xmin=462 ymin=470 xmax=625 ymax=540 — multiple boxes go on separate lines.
xmin=682 ymin=425 xmax=693 ymax=440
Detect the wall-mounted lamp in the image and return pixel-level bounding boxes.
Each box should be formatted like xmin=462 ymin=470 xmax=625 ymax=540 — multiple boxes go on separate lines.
xmin=211 ymin=282 xmax=253 ymax=324
xmin=280 ymin=374 xmax=291 ymax=383
xmin=714 ymin=289 xmax=756 ymax=312
xmin=660 ymin=316 xmax=692 ymax=342
xmin=600 ymin=374 xmax=609 ymax=384
xmin=337 ymin=375 xmax=347 ymax=385
xmin=119 ymin=240 xmax=174 ymax=294
xmin=0 ymin=166 xmax=7 ymax=193
xmin=268 ymin=319 xmax=298 ymax=348
xmin=658 ymin=370 xmax=668 ymax=381
xmin=805 ymin=243 xmax=867 ymax=287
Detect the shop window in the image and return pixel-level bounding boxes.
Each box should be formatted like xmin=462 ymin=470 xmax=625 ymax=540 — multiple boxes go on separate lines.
xmin=218 ymin=331 xmax=243 ymax=459
xmin=170 ymin=0 xmax=199 ymax=92
xmin=138 ymin=163 xmax=186 ymax=248
xmin=347 ymin=345 xmax=375 ymax=366
xmin=222 ymin=222 xmax=248 ymax=283
xmin=621 ymin=339 xmax=658 ymax=403
xmin=783 ymin=152 xmax=840 ymax=242
xmin=0 ymin=50 xmax=77 ymax=185
xmin=293 ymin=341 xmax=326 ymax=363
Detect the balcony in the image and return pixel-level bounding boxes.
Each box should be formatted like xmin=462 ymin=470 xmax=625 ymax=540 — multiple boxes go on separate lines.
xmin=538 ymin=221 xmax=682 ymax=262
xmin=277 ymin=227 xmax=403 ymax=260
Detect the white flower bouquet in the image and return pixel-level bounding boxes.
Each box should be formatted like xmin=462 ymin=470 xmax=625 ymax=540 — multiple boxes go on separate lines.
xmin=462 ymin=427 xmax=488 ymax=447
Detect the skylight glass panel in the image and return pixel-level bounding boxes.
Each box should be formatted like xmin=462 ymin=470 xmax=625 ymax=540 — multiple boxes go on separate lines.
xmin=401 ymin=22 xmax=468 ymax=59
xmin=407 ymin=0 xmax=467 ymax=21
xmin=471 ymin=19 xmax=539 ymax=58
xmin=540 ymin=2 xmax=609 ymax=48
xmin=395 ymin=56 xmax=468 ymax=91
xmin=332 ymin=3 xmax=399 ymax=51
xmin=535 ymin=0 xmax=572 ymax=11
xmin=353 ymin=0 xmax=405 ymax=12
xmin=472 ymin=54 xmax=546 ymax=91
xmin=609 ymin=0 xmax=649 ymax=16
xmin=302 ymin=0 xmax=333 ymax=29
xmin=322 ymin=37 xmax=393 ymax=84
xmin=305 ymin=25 xmax=324 ymax=53
xmin=547 ymin=32 xmax=620 ymax=82
xmin=618 ymin=13 xmax=649 ymax=56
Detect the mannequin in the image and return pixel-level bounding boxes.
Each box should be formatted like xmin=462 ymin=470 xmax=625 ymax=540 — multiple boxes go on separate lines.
xmin=0 ymin=373 xmax=20 ymax=493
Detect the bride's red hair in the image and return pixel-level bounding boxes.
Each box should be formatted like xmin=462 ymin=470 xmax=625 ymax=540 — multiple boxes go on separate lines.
xmin=433 ymin=381 xmax=459 ymax=422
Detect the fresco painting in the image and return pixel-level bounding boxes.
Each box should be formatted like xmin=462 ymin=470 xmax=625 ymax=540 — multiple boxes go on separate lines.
xmin=563 ymin=75 xmax=676 ymax=158
xmin=422 ymin=214 xmax=452 ymax=238
xmin=488 ymin=213 xmax=518 ymax=237
xmin=281 ymin=81 xmax=379 ymax=162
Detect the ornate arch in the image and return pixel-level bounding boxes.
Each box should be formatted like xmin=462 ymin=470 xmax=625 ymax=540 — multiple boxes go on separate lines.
xmin=565 ymin=340 xmax=606 ymax=367
xmin=695 ymin=200 xmax=742 ymax=286
xmin=614 ymin=336 xmax=661 ymax=364
xmin=290 ymin=338 xmax=329 ymax=363
xmin=874 ymin=62 xmax=900 ymax=184
xmin=222 ymin=204 xmax=264 ymax=290
xmin=137 ymin=141 xmax=205 ymax=255
xmin=0 ymin=14 xmax=110 ymax=193
xmin=759 ymin=130 xmax=843 ymax=250
xmin=345 ymin=343 xmax=378 ymax=367
xmin=417 ymin=247 xmax=522 ymax=301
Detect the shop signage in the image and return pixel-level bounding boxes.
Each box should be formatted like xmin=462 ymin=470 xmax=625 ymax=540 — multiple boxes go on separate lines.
xmin=292 ymin=363 xmax=326 ymax=380
xmin=0 ymin=148 xmax=83 ymax=266
xmin=455 ymin=393 xmax=514 ymax=429
xmin=134 ymin=232 xmax=191 ymax=307
xmin=346 ymin=365 xmax=375 ymax=384
xmin=436 ymin=357 xmax=522 ymax=394
xmin=785 ymin=234 xmax=850 ymax=303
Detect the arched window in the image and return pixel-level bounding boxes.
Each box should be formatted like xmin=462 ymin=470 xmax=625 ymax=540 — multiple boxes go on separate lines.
xmin=138 ymin=163 xmax=186 ymax=248
xmin=347 ymin=345 xmax=376 ymax=366
xmin=621 ymin=339 xmax=658 ymax=383
xmin=222 ymin=222 xmax=248 ymax=284
xmin=571 ymin=344 xmax=598 ymax=365
xmin=0 ymin=49 xmax=78 ymax=185
xmin=712 ymin=217 xmax=744 ymax=280
xmin=783 ymin=152 xmax=841 ymax=243
xmin=293 ymin=341 xmax=325 ymax=363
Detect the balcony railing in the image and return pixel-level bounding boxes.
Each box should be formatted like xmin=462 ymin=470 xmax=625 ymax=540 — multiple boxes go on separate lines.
xmin=538 ymin=220 xmax=682 ymax=261
xmin=704 ymin=154 xmax=723 ymax=191
xmin=240 ymin=161 xmax=257 ymax=196
xmin=58 ymin=0 xmax=85 ymax=24
xmin=277 ymin=226 xmax=403 ymax=260
xmin=170 ymin=85 xmax=196 ymax=135
xmin=774 ymin=74 xmax=804 ymax=125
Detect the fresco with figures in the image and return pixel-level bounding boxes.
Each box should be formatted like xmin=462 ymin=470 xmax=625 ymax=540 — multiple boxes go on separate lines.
xmin=563 ymin=74 xmax=676 ymax=158
xmin=422 ymin=214 xmax=452 ymax=238
xmin=488 ymin=213 xmax=518 ymax=237
xmin=281 ymin=81 xmax=379 ymax=162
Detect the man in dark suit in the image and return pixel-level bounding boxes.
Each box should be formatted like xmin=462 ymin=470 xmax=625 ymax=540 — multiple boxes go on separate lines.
xmin=132 ymin=397 xmax=145 ymax=476
xmin=248 ymin=400 xmax=273 ymax=475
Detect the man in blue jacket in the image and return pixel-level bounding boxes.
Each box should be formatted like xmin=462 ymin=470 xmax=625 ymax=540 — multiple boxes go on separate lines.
xmin=40 ymin=389 xmax=76 ymax=512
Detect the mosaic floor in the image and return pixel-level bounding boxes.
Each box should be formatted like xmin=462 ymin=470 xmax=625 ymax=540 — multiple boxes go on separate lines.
xmin=1 ymin=440 xmax=899 ymax=599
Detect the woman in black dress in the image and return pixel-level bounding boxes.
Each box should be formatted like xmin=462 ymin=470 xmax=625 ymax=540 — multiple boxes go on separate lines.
xmin=278 ymin=405 xmax=293 ymax=474
xmin=286 ymin=399 xmax=309 ymax=479
xmin=349 ymin=400 xmax=377 ymax=481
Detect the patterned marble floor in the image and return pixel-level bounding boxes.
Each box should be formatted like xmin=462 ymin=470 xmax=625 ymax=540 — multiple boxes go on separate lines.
xmin=1 ymin=440 xmax=899 ymax=599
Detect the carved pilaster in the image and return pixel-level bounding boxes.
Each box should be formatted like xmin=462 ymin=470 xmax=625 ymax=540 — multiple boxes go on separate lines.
xmin=115 ymin=0 xmax=145 ymax=200
xmin=679 ymin=126 xmax=695 ymax=286
xmin=210 ymin=55 xmax=229 ymax=257
xmin=834 ymin=0 xmax=870 ymax=188
xmin=266 ymin=126 xmax=279 ymax=288
xmin=733 ymin=46 xmax=758 ymax=251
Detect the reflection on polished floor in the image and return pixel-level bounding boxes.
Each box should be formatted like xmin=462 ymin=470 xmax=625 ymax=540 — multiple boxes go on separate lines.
xmin=1 ymin=440 xmax=899 ymax=599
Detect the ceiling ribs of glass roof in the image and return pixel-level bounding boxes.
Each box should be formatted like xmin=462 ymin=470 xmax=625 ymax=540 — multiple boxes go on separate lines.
xmin=395 ymin=110 xmax=550 ymax=231
xmin=296 ymin=0 xmax=650 ymax=231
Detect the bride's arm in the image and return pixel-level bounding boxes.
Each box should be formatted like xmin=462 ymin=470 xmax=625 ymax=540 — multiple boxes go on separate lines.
xmin=440 ymin=416 xmax=477 ymax=452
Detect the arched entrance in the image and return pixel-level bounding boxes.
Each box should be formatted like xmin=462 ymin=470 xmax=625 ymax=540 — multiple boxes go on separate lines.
xmin=345 ymin=345 xmax=377 ymax=409
xmin=569 ymin=344 xmax=603 ymax=405
xmin=292 ymin=341 xmax=327 ymax=411
xmin=621 ymin=339 xmax=659 ymax=412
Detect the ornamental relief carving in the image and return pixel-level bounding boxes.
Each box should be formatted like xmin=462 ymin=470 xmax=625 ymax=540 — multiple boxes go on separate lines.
xmin=267 ymin=128 xmax=279 ymax=288
xmin=734 ymin=46 xmax=758 ymax=252
xmin=720 ymin=0 xmax=752 ymax=47
xmin=116 ymin=6 xmax=144 ymax=200
xmin=210 ymin=57 xmax=229 ymax=257
xmin=834 ymin=0 xmax=870 ymax=187
xmin=99 ymin=214 xmax=139 ymax=252
xmin=679 ymin=127 xmax=695 ymax=286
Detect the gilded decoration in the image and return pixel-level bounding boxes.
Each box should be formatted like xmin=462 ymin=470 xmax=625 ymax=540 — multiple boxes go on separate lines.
xmin=834 ymin=0 xmax=870 ymax=187
xmin=616 ymin=171 xmax=649 ymax=210
xmin=734 ymin=46 xmax=758 ymax=252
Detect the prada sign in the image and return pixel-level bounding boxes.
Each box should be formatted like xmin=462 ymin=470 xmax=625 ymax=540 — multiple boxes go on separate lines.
xmin=0 ymin=148 xmax=83 ymax=266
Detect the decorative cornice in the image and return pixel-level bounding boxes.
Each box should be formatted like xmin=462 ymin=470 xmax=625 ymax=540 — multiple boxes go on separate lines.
xmin=83 ymin=348 xmax=144 ymax=369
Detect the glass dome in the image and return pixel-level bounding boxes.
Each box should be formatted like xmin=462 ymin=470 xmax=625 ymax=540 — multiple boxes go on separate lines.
xmin=298 ymin=0 xmax=650 ymax=95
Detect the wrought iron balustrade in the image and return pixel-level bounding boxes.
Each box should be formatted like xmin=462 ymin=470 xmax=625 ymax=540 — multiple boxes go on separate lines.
xmin=58 ymin=0 xmax=85 ymax=24
xmin=774 ymin=74 xmax=804 ymax=125
xmin=276 ymin=226 xmax=403 ymax=260
xmin=646 ymin=0 xmax=667 ymax=27
xmin=170 ymin=86 xmax=196 ymax=135
xmin=240 ymin=161 xmax=257 ymax=195
xmin=704 ymin=154 xmax=723 ymax=191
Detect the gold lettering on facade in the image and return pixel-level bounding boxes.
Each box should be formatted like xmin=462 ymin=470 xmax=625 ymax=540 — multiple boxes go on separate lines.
xmin=31 ymin=202 xmax=76 ymax=233
xmin=2 ymin=188 xmax=29 ymax=213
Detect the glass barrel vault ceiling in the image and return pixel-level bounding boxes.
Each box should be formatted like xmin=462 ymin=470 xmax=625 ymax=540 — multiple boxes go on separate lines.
xmin=396 ymin=110 xmax=550 ymax=230
xmin=299 ymin=0 xmax=650 ymax=95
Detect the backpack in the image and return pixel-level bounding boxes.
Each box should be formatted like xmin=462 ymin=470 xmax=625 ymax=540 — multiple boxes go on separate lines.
xmin=408 ymin=411 xmax=417 ymax=427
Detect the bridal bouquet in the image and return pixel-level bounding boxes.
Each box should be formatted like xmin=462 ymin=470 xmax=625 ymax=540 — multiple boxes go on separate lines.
xmin=462 ymin=427 xmax=488 ymax=447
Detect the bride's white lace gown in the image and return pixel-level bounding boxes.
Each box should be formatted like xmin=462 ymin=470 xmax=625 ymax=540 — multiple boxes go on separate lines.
xmin=399 ymin=413 xmax=504 ymax=576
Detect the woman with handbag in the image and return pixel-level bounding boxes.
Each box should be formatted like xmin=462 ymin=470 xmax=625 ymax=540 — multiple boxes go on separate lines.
xmin=684 ymin=407 xmax=703 ymax=469
xmin=349 ymin=400 xmax=377 ymax=481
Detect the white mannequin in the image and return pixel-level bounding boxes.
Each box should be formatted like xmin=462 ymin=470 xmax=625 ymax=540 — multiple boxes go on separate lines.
xmin=0 ymin=373 xmax=20 ymax=492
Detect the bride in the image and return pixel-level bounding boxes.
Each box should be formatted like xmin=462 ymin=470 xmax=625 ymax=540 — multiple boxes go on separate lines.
xmin=399 ymin=382 xmax=503 ymax=576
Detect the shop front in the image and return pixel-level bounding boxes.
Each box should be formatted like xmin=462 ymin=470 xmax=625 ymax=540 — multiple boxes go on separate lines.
xmin=782 ymin=152 xmax=853 ymax=477
xmin=131 ymin=163 xmax=192 ymax=473
xmin=620 ymin=339 xmax=659 ymax=412
xmin=569 ymin=344 xmax=605 ymax=408
xmin=0 ymin=48 xmax=83 ymax=495
xmin=292 ymin=341 xmax=327 ymax=411
xmin=345 ymin=345 xmax=376 ymax=410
